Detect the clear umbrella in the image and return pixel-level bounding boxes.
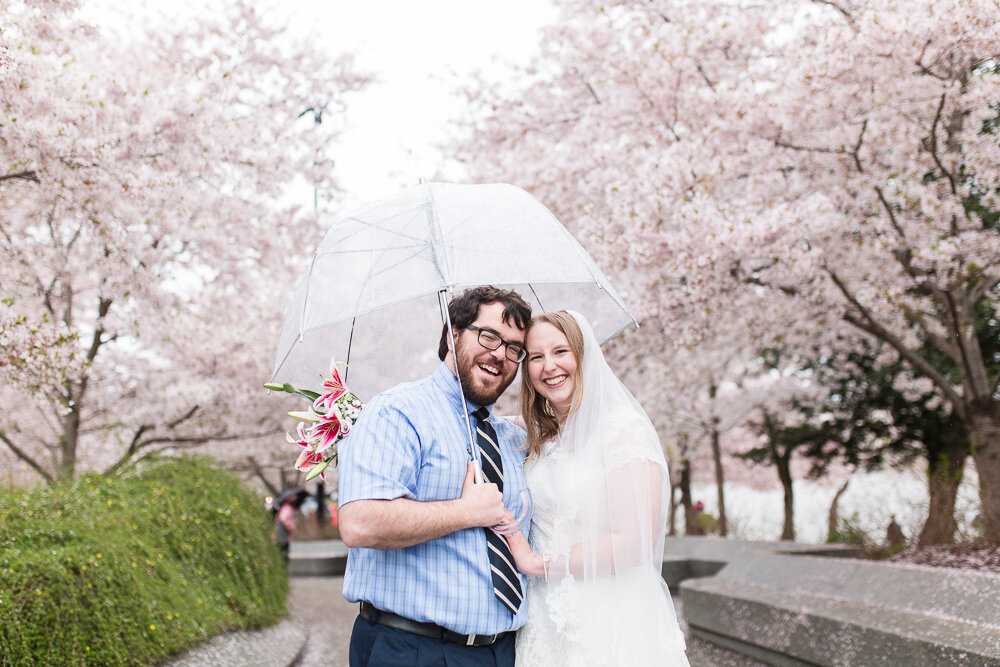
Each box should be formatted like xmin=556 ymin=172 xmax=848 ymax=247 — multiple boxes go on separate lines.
xmin=268 ymin=182 xmax=637 ymax=529
xmin=269 ymin=181 xmax=636 ymax=400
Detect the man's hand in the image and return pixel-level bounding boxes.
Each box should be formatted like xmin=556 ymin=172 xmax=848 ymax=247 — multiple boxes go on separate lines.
xmin=460 ymin=461 xmax=508 ymax=527
xmin=339 ymin=461 xmax=512 ymax=549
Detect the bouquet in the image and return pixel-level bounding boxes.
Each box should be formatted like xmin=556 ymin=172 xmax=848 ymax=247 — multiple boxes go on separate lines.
xmin=264 ymin=358 xmax=364 ymax=482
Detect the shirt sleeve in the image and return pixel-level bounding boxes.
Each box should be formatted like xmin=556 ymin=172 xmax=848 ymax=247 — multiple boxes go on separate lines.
xmin=337 ymin=393 xmax=421 ymax=506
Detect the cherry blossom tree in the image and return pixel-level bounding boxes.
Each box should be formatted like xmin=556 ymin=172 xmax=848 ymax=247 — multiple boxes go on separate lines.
xmin=454 ymin=0 xmax=1000 ymax=540
xmin=0 ymin=0 xmax=370 ymax=482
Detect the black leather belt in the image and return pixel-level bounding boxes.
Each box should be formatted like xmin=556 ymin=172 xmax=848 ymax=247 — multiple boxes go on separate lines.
xmin=359 ymin=601 xmax=512 ymax=647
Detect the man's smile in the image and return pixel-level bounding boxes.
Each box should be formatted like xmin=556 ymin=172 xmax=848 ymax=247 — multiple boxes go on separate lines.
xmin=478 ymin=362 xmax=501 ymax=377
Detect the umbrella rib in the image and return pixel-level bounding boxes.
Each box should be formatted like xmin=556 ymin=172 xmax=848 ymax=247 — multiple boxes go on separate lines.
xmin=332 ymin=209 xmax=440 ymax=247
xmin=528 ymin=284 xmax=545 ymax=313
xmin=315 ymin=244 xmax=427 ymax=256
xmin=425 ymin=184 xmax=450 ymax=285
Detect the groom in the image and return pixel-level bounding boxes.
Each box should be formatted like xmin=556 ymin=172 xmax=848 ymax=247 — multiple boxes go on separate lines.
xmin=338 ymin=286 xmax=532 ymax=667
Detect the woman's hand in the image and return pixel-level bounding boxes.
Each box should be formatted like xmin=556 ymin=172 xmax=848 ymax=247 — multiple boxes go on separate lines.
xmin=503 ymin=529 xmax=546 ymax=577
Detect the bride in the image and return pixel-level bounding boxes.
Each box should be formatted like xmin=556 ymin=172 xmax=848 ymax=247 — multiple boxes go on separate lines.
xmin=504 ymin=310 xmax=689 ymax=666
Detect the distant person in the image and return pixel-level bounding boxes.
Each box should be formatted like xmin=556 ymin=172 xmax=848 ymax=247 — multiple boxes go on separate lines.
xmin=274 ymin=490 xmax=306 ymax=565
xmin=886 ymin=515 xmax=906 ymax=548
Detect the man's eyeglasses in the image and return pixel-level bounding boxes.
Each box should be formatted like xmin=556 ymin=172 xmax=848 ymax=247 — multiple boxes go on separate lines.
xmin=466 ymin=325 xmax=527 ymax=363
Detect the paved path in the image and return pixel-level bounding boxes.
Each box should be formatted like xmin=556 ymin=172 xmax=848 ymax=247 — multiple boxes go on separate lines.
xmin=168 ymin=576 xmax=762 ymax=666
xmin=289 ymin=577 xmax=764 ymax=667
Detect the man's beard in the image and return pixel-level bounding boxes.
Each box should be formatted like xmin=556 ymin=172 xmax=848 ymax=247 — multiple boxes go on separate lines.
xmin=455 ymin=340 xmax=516 ymax=406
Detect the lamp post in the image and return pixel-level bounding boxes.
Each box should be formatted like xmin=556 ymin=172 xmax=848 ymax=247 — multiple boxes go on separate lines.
xmin=298 ymin=102 xmax=329 ymax=212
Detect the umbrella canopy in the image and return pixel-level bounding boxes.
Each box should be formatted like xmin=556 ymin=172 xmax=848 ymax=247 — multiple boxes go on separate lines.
xmin=269 ymin=182 xmax=636 ymax=398
xmin=274 ymin=487 xmax=309 ymax=509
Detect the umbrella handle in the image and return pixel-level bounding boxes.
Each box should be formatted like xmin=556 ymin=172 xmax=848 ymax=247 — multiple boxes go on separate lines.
xmin=491 ymin=488 xmax=533 ymax=535
xmin=472 ymin=459 xmax=485 ymax=484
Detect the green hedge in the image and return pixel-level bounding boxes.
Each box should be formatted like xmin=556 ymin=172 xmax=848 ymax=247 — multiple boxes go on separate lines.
xmin=0 ymin=457 xmax=288 ymax=665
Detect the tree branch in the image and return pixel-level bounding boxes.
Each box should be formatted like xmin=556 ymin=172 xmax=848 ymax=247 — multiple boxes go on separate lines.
xmin=245 ymin=456 xmax=281 ymax=497
xmin=0 ymin=170 xmax=39 ymax=183
xmin=826 ymin=267 xmax=967 ymax=417
xmin=811 ymin=0 xmax=854 ymax=24
xmin=874 ymin=185 xmax=907 ymax=240
xmin=775 ymin=119 xmax=866 ymax=173
xmin=944 ymin=289 xmax=989 ymax=399
xmin=0 ymin=430 xmax=55 ymax=483
xmin=900 ymin=303 xmax=959 ymax=363
xmin=167 ymin=405 xmax=200 ymax=428
xmin=968 ymin=273 xmax=1000 ymax=306
xmin=920 ymin=93 xmax=958 ymax=195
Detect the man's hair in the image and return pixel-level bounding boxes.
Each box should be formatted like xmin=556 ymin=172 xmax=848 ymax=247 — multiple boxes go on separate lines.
xmin=437 ymin=286 xmax=532 ymax=360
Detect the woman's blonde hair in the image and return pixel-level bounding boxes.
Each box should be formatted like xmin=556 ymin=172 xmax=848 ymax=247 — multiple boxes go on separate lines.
xmin=519 ymin=311 xmax=585 ymax=460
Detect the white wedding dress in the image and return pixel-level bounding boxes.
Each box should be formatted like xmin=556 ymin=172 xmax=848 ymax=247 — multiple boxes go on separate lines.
xmin=513 ymin=311 xmax=688 ymax=666
xmin=515 ymin=428 xmax=690 ymax=666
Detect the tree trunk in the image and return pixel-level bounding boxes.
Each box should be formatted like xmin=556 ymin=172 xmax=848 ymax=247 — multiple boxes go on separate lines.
xmin=59 ymin=401 xmax=81 ymax=482
xmin=708 ymin=377 xmax=727 ymax=536
xmin=827 ymin=478 xmax=850 ymax=542
xmin=917 ymin=450 xmax=966 ymax=547
xmin=710 ymin=424 xmax=727 ymax=536
xmin=967 ymin=412 xmax=1000 ymax=544
xmin=679 ymin=459 xmax=703 ymax=535
xmin=774 ymin=445 xmax=795 ymax=541
xmin=667 ymin=481 xmax=679 ymax=536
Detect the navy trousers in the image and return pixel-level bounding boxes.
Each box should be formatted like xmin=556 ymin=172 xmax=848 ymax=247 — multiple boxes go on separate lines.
xmin=348 ymin=614 xmax=516 ymax=667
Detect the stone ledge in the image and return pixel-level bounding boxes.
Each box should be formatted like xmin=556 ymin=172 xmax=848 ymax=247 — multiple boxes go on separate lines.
xmin=660 ymin=537 xmax=861 ymax=593
xmin=288 ymin=539 xmax=349 ymax=577
xmin=681 ymin=553 xmax=1000 ymax=666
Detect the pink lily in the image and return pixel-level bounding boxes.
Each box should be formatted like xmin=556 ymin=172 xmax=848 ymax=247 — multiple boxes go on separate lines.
xmin=314 ymin=362 xmax=348 ymax=410
xmin=310 ymin=414 xmax=342 ymax=454
xmin=285 ymin=422 xmax=314 ymax=448
xmin=295 ymin=447 xmax=324 ymax=473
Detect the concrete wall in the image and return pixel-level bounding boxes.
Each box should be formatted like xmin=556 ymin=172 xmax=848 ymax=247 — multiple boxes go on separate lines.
xmin=682 ymin=553 xmax=1000 ymax=666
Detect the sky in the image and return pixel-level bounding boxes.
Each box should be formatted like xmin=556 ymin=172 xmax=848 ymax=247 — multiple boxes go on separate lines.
xmin=84 ymin=0 xmax=559 ymax=211
xmin=280 ymin=1 xmax=559 ymax=209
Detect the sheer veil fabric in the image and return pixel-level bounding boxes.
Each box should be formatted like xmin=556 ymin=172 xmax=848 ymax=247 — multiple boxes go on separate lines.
xmin=516 ymin=311 xmax=689 ymax=666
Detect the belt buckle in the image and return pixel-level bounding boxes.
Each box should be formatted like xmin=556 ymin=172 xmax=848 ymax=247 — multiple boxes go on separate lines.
xmin=467 ymin=633 xmax=498 ymax=646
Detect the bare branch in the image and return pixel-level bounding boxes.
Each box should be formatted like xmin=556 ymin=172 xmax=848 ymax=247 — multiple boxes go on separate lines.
xmin=920 ymin=93 xmax=958 ymax=195
xmin=696 ymin=63 xmax=716 ymax=92
xmin=0 ymin=170 xmax=39 ymax=183
xmin=774 ymin=139 xmax=848 ymax=156
xmin=812 ymin=0 xmax=853 ymax=24
xmin=0 ymin=430 xmax=55 ymax=483
xmin=167 ymin=405 xmax=200 ymax=429
xmin=245 ymin=456 xmax=281 ymax=497
xmin=874 ymin=185 xmax=907 ymax=240
xmin=776 ymin=120 xmax=866 ymax=173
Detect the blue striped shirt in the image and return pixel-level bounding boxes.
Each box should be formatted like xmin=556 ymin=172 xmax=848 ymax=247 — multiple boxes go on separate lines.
xmin=338 ymin=363 xmax=530 ymax=634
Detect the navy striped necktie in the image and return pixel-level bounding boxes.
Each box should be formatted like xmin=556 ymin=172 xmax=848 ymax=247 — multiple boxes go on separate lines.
xmin=473 ymin=406 xmax=523 ymax=613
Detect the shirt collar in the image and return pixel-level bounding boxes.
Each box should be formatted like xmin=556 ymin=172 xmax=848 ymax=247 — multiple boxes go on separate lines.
xmin=431 ymin=363 xmax=488 ymax=417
